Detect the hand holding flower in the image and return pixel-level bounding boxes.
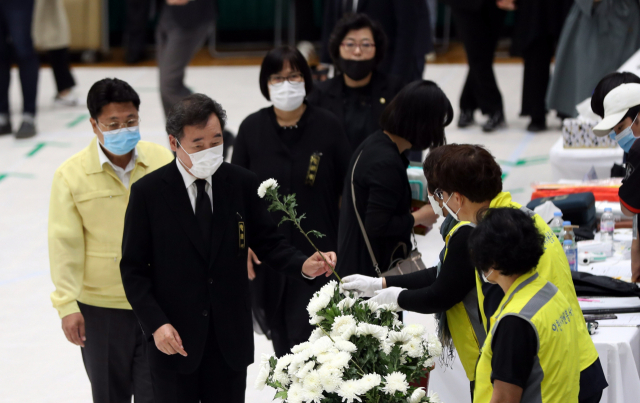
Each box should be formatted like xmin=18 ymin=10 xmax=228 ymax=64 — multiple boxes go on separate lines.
xmin=303 ymin=251 xmax=337 ymax=278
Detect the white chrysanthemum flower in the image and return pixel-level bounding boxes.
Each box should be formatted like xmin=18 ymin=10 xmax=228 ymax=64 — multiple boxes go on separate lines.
xmin=337 ymin=296 xmax=357 ymax=311
xmin=357 ymin=323 xmax=388 ymax=342
xmin=331 ymin=315 xmax=357 ymax=338
xmin=380 ymin=340 xmax=393 ymax=355
xmin=382 ymin=371 xmax=409 ymax=395
xmin=303 ymin=370 xmax=322 ymax=390
xmin=404 ymin=324 xmax=426 ymax=337
xmin=257 ymin=178 xmax=278 ymax=198
xmin=402 ymin=338 xmax=425 ymax=358
xmin=424 ymin=356 xmax=435 ymax=369
xmin=318 ymin=365 xmax=343 ymax=393
xmin=388 ymin=330 xmax=412 ymax=344
xmin=296 ymin=361 xmax=315 ymax=380
xmin=427 ymin=333 xmax=443 ymax=357
xmin=254 ymin=362 xmax=270 ymax=390
xmin=337 ymin=379 xmax=364 ymax=403
xmin=312 ymin=336 xmax=334 ymax=356
xmin=320 ymin=280 xmax=338 ymax=297
xmin=308 ymin=327 xmax=324 ymax=343
xmin=334 ymin=339 xmax=357 ymax=353
xmin=274 ymin=354 xmax=294 ymax=385
xmin=427 ymin=391 xmax=441 ymax=403
xmin=309 ymin=315 xmax=323 ymax=325
xmin=339 ymin=324 xmax=357 ymax=341
xmin=291 ymin=342 xmax=312 ymax=354
xmin=359 ymin=373 xmax=382 ymax=392
xmin=392 ymin=317 xmax=403 ymax=329
xmin=316 ymin=351 xmax=334 ymax=364
xmin=408 ymin=387 xmax=427 ymax=403
xmin=307 ymin=292 xmax=331 ymax=316
xmin=303 ymin=383 xmax=324 ymax=403
xmin=330 ymin=351 xmax=352 ymax=369
xmin=287 ymin=382 xmax=305 ymax=403
xmin=360 ymin=299 xmax=379 ymax=312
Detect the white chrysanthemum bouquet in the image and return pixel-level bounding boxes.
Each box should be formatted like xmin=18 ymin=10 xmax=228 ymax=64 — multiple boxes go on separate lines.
xmin=256 ymin=179 xmax=442 ymax=403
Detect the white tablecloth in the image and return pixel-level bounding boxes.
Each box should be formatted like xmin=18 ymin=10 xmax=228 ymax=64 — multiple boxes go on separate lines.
xmin=549 ymin=137 xmax=623 ymax=181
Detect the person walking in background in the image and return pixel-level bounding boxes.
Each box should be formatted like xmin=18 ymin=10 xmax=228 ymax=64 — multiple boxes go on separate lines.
xmin=320 ymin=0 xmax=432 ymax=83
xmin=547 ymin=0 xmax=640 ymax=118
xmin=232 ymin=46 xmax=351 ymax=357
xmin=497 ymin=0 xmax=572 ymax=132
xmin=125 ymin=0 xmax=155 ymax=64
xmin=308 ymin=13 xmax=404 ymax=152
xmin=444 ymin=0 xmax=506 ymax=132
xmin=157 ymin=0 xmax=216 ymax=116
xmin=33 ymin=0 xmax=80 ymax=107
xmin=48 ymin=78 xmax=174 ymax=403
xmin=0 ymin=0 xmax=39 ymax=138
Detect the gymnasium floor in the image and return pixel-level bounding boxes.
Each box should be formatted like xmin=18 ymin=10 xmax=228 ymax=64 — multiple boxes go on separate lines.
xmin=0 ymin=63 xmax=559 ymax=402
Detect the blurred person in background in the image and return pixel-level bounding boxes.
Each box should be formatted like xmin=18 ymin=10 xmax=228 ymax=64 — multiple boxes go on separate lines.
xmin=320 ymin=0 xmax=432 ymax=83
xmin=547 ymin=0 xmax=640 ymax=118
xmin=497 ymin=0 xmax=572 ymax=132
xmin=308 ymin=13 xmax=404 ymax=151
xmin=157 ymin=0 xmax=216 ymax=116
xmin=232 ymin=46 xmax=351 ymax=357
xmin=335 ymin=80 xmax=449 ymax=279
xmin=33 ymin=0 xmax=79 ymax=107
xmin=0 ymin=0 xmax=39 ymax=138
xmin=48 ymin=78 xmax=174 ymax=403
xmin=125 ymin=0 xmax=155 ymax=64
xmin=444 ymin=0 xmax=506 ymax=132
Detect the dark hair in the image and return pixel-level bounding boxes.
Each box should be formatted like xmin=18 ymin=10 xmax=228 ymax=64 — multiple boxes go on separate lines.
xmin=165 ymin=93 xmax=227 ymax=141
xmin=379 ymin=80 xmax=453 ymax=150
xmin=328 ymin=13 xmax=387 ymax=68
xmin=469 ymin=208 xmax=545 ymax=276
xmin=423 ymin=146 xmax=450 ymax=194
xmin=87 ymin=78 xmax=140 ymax=119
xmin=259 ymin=46 xmax=314 ymax=101
xmin=432 ymin=144 xmax=502 ymax=203
xmin=592 ymin=72 xmax=640 ymax=123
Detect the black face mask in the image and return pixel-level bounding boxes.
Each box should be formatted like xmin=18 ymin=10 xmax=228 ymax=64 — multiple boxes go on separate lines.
xmin=339 ymin=57 xmax=376 ymax=81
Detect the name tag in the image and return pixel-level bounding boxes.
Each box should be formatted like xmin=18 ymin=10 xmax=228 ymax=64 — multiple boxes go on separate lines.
xmin=238 ymin=221 xmax=246 ymax=250
xmin=305 ymin=152 xmax=322 ymax=186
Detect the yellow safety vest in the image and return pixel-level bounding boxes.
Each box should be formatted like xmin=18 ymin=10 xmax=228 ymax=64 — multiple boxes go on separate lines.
xmin=474 ymin=271 xmax=581 ymax=403
xmin=444 ymin=221 xmax=486 ymax=381
xmin=475 ymin=192 xmax=599 ymax=372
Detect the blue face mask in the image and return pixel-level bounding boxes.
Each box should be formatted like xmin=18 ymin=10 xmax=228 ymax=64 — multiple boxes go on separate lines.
xmin=100 ymin=127 xmax=141 ymax=155
xmin=609 ymin=115 xmax=639 ymax=153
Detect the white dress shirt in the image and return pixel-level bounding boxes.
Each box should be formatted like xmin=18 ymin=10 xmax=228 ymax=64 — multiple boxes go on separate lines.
xmin=176 ymin=158 xmax=213 ymax=213
xmin=97 ymin=141 xmax=137 ymax=188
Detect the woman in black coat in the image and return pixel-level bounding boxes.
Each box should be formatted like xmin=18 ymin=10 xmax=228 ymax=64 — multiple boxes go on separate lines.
xmin=232 ymin=46 xmax=351 ymax=357
xmin=308 ymin=13 xmax=405 ymax=151
xmin=336 ymin=80 xmax=452 ymax=278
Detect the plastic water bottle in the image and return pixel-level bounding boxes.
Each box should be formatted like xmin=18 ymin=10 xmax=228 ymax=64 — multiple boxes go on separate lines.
xmin=564 ymin=240 xmax=578 ymax=272
xmin=549 ymin=211 xmax=564 ymax=238
xmin=600 ymin=207 xmax=615 ymax=256
xmin=563 ymin=221 xmax=576 ymax=245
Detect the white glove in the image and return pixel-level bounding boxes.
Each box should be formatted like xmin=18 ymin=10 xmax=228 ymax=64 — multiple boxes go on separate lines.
xmin=342 ymin=274 xmax=383 ymax=297
xmin=369 ymin=287 xmax=405 ymax=310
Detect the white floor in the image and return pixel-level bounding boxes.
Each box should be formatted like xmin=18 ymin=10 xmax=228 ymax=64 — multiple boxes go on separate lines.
xmin=0 ymin=64 xmax=562 ymax=403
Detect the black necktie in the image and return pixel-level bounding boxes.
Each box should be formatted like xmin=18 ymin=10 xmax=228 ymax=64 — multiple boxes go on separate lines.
xmin=195 ymin=179 xmax=212 ymax=245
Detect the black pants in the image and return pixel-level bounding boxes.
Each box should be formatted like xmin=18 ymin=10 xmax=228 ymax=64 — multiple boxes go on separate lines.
xmin=453 ymin=1 xmax=505 ymax=115
xmin=78 ymin=302 xmax=154 ymax=403
xmin=149 ymin=317 xmax=247 ymax=403
xmin=48 ymin=48 xmax=76 ymax=94
xmin=521 ymin=35 xmax=555 ymax=123
xmin=125 ymin=0 xmax=153 ymax=61
xmin=0 ymin=0 xmax=39 ymax=115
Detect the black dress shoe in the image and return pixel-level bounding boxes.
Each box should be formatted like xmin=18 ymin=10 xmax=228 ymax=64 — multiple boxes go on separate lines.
xmin=527 ymin=119 xmax=547 ymax=133
xmin=15 ymin=121 xmax=36 ymax=139
xmin=0 ymin=122 xmax=11 ymax=135
xmin=458 ymin=109 xmax=475 ymax=128
xmin=482 ymin=112 xmax=506 ymax=133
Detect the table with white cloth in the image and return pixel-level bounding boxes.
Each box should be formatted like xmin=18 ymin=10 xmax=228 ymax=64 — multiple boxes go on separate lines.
xmin=427 ymin=255 xmax=640 ymax=403
xmin=549 ymin=137 xmax=623 ymax=181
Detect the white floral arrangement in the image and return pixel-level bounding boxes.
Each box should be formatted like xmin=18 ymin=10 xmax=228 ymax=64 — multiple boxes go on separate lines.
xmin=255 ymin=280 xmax=443 ymax=403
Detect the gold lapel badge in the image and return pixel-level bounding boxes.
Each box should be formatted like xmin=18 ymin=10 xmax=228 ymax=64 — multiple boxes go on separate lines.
xmin=305 ymin=152 xmax=323 ymax=186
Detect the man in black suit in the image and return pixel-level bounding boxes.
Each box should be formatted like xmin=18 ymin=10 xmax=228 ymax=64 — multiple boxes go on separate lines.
xmin=321 ymin=0 xmax=432 ymax=83
xmin=120 ymin=94 xmax=335 ymax=402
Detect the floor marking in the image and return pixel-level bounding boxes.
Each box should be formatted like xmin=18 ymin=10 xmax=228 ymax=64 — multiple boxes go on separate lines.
xmin=27 ymin=142 xmax=47 ymax=157
xmin=500 ymin=133 xmax=536 ymax=183
xmin=66 ymin=113 xmax=89 ymax=128
xmin=498 ymin=155 xmax=549 ymax=167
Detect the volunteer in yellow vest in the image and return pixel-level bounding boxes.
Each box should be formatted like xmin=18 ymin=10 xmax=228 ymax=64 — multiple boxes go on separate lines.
xmin=48 ymin=78 xmax=174 ymax=403
xmin=341 ymin=146 xmax=491 ymax=396
xmin=469 ymin=207 xmax=581 ymax=403
xmin=429 ymin=144 xmax=606 ymax=403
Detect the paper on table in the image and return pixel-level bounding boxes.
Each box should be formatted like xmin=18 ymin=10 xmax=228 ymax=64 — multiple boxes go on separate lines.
xmin=578 ymin=256 xmax=632 ymax=281
xmin=579 ymin=297 xmax=640 ymax=311
xmin=597 ymin=313 xmax=640 ymax=326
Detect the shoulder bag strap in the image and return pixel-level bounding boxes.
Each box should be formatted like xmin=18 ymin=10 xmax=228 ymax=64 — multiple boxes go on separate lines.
xmin=351 ymin=151 xmax=382 ymax=276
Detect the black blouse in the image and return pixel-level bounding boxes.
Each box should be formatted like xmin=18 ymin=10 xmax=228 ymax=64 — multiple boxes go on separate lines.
xmin=336 ymin=130 xmax=414 ymax=277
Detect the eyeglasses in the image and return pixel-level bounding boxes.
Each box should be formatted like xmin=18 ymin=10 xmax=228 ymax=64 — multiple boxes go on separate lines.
xmin=98 ymin=118 xmax=141 ymax=133
xmin=269 ymin=72 xmax=304 ymax=86
xmin=340 ymin=41 xmax=376 ymax=54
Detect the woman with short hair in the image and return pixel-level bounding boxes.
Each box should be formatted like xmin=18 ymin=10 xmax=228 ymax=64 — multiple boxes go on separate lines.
xmin=232 ymin=46 xmax=351 ymax=357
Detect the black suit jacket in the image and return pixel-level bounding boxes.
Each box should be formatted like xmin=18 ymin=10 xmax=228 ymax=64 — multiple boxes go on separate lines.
xmin=120 ymin=161 xmax=308 ymax=373
xmin=321 ymin=0 xmax=432 ymax=78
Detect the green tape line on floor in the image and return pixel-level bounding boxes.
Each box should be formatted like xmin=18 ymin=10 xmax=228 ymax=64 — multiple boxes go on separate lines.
xmin=26 ymin=143 xmax=46 ymax=157
xmin=498 ymin=155 xmax=549 ymax=167
xmin=66 ymin=113 xmax=89 ymax=128
xmin=0 ymin=172 xmax=35 ymax=183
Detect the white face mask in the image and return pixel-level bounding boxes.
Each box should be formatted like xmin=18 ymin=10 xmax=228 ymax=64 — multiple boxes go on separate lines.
xmin=428 ymin=194 xmax=444 ymax=217
xmin=443 ymin=193 xmax=461 ymax=221
xmin=269 ymin=81 xmax=306 ymax=111
xmin=178 ymin=142 xmax=224 ymax=179
xmin=482 ymin=269 xmax=496 ymax=284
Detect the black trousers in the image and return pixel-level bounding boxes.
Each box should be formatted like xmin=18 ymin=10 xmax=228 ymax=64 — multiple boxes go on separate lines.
xmin=78 ymin=302 xmax=154 ymax=403
xmin=521 ymin=35 xmax=555 ymax=122
xmin=149 ymin=316 xmax=247 ymax=403
xmin=452 ymin=1 xmax=505 ymax=115
xmin=125 ymin=0 xmax=153 ymax=60
xmin=0 ymin=0 xmax=39 ymax=115
xmin=48 ymin=48 xmax=76 ymax=94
